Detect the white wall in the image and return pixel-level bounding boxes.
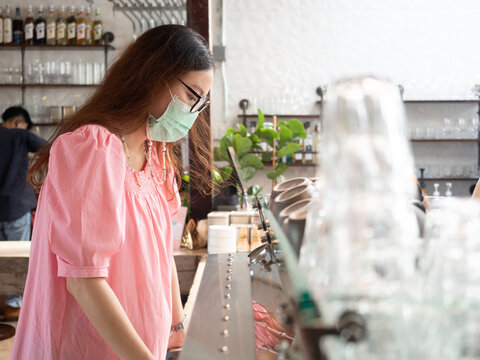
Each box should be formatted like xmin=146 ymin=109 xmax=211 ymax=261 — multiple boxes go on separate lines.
xmin=210 ymin=0 xmax=480 ymax=196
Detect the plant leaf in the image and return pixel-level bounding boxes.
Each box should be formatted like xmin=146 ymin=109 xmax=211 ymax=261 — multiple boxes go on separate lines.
xmin=266 ymin=162 xmax=288 ymax=180
xmin=214 ymin=146 xmax=229 ymax=162
xmin=259 ymin=128 xmax=278 ymax=147
xmin=247 ymin=185 xmax=263 ymax=196
xmin=233 ymin=134 xmax=252 ymax=157
xmin=248 ymin=133 xmax=260 ymax=145
xmin=237 ymin=124 xmax=248 ymax=137
xmin=257 ymin=108 xmax=265 ymax=130
xmin=212 ymin=169 xmax=223 ymax=183
xmin=240 ymin=166 xmax=256 ymax=181
xmin=239 ymin=154 xmax=264 ymax=170
xmin=226 ymin=128 xmax=238 ymax=136
xmin=278 ymin=126 xmax=293 ymax=147
xmin=288 ymin=118 xmax=306 ymax=139
xmin=277 ymin=143 xmax=303 ymax=159
xmin=261 ymin=151 xmax=273 ymax=163
xmin=220 ymin=166 xmax=233 ymax=181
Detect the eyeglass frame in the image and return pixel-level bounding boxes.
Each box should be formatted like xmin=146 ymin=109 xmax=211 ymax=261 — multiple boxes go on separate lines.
xmin=178 ymin=78 xmax=210 ymax=113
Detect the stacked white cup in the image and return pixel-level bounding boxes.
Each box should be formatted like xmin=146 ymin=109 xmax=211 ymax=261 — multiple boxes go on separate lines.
xmin=208 ymin=225 xmax=237 ymax=254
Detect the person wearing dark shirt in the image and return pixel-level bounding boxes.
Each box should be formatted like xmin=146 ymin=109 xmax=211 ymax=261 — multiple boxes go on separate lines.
xmin=0 ymin=106 xmax=46 ymax=240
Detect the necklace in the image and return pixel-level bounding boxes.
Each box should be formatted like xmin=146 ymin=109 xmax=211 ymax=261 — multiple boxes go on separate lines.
xmin=120 ymin=136 xmax=167 ymax=188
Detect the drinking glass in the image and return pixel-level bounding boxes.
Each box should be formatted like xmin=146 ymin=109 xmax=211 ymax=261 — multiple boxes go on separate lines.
xmin=456 ymin=118 xmax=466 ymax=139
xmin=468 ymin=118 xmax=479 ymax=139
xmin=442 ymin=118 xmax=453 ymax=139
xmin=85 ymin=62 xmax=93 ymax=85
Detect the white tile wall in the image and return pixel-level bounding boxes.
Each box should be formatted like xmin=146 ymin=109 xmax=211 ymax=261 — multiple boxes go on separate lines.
xmin=210 ymin=0 xmax=480 ymax=195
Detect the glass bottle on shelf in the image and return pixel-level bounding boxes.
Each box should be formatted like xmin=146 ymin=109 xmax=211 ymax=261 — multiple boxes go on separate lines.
xmin=433 ymin=183 xmax=440 ymax=197
xmin=35 ymin=5 xmax=46 ymax=45
xmin=76 ymin=6 xmax=86 ymax=46
xmin=3 ymin=5 xmax=12 ymax=45
xmin=445 ymin=182 xmax=453 ymax=197
xmin=56 ymin=6 xmax=66 ymax=46
xmin=46 ymin=5 xmax=55 ymax=45
xmin=302 ymin=121 xmax=314 ymax=164
xmin=66 ymin=6 xmax=76 ymax=45
xmin=12 ymin=7 xmax=23 ymax=45
xmin=92 ymin=8 xmax=103 ymax=45
xmin=313 ymin=121 xmax=322 ymax=165
xmin=24 ymin=5 xmax=35 ymax=45
xmin=0 ymin=7 xmax=3 ymax=45
xmin=85 ymin=7 xmax=92 ymax=45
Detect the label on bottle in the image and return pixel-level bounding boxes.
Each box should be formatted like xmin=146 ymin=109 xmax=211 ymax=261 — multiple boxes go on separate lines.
xmin=3 ymin=18 xmax=12 ymax=43
xmin=0 ymin=19 xmax=3 ymax=44
xmin=13 ymin=30 xmax=22 ymax=44
xmin=67 ymin=22 xmax=75 ymax=39
xmin=76 ymin=23 xmax=85 ymax=39
xmin=93 ymin=24 xmax=102 ymax=41
xmin=36 ymin=22 xmax=45 ymax=40
xmin=57 ymin=23 xmax=65 ymax=39
xmin=305 ymin=145 xmax=313 ymax=161
xmin=47 ymin=22 xmax=55 ymax=40
xmin=25 ymin=22 xmax=34 ymax=40
xmin=86 ymin=23 xmax=91 ymax=41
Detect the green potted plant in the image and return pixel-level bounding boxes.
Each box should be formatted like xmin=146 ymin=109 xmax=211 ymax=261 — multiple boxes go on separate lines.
xmin=213 ymin=109 xmax=306 ymax=195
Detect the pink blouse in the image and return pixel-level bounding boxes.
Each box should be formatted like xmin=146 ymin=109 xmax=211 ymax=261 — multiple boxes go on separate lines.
xmin=12 ymin=125 xmax=180 ymax=359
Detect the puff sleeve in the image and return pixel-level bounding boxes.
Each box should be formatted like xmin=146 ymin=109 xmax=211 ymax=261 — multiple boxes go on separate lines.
xmin=47 ymin=125 xmax=126 ymax=278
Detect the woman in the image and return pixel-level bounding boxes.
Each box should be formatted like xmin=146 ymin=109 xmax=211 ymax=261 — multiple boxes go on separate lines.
xmin=12 ymin=25 xmax=214 ymax=359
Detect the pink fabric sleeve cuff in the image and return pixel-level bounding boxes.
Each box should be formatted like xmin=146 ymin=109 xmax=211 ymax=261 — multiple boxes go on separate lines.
xmin=56 ymin=256 xmax=109 ymax=278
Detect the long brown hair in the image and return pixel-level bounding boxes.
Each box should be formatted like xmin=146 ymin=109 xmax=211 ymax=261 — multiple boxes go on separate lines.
xmin=29 ymin=25 xmax=215 ymax=195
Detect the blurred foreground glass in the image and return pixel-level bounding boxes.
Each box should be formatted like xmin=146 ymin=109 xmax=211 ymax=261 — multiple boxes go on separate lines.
xmin=299 ymin=76 xmax=419 ymax=359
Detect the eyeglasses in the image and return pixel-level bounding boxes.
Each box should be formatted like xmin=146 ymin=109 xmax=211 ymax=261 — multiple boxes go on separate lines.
xmin=178 ymin=78 xmax=210 ymax=113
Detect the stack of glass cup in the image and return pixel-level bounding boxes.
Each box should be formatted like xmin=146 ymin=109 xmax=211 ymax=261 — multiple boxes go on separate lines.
xmin=299 ymin=77 xmax=420 ymax=359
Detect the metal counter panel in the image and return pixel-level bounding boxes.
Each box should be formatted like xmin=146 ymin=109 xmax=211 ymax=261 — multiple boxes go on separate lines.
xmin=180 ymin=253 xmax=256 ymax=360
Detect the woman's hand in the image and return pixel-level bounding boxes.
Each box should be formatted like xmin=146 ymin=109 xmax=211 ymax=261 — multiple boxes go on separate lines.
xmin=167 ymin=328 xmax=185 ymax=350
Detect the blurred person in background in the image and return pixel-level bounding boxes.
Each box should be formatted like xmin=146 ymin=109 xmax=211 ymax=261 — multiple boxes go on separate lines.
xmin=0 ymin=106 xmax=45 ymax=320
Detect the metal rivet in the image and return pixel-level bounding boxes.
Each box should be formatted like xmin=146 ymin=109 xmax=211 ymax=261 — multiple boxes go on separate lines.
xmin=220 ymin=345 xmax=228 ymax=353
xmin=226 ymin=276 xmax=232 ymax=281
xmin=225 ymin=284 xmax=232 ymax=289
xmin=223 ymin=315 xmax=230 ymax=321
xmin=226 ymin=269 xmax=232 ymax=273
xmin=228 ymin=253 xmax=234 ymax=256
xmin=221 ymin=329 xmax=229 ymax=337
xmin=227 ymin=257 xmax=233 ymax=261
xmin=225 ymin=293 xmax=231 ymax=299
xmin=224 ymin=303 xmax=230 ymax=310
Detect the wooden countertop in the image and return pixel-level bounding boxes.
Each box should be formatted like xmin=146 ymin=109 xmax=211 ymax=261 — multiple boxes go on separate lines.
xmin=0 ymin=241 xmax=207 ymax=258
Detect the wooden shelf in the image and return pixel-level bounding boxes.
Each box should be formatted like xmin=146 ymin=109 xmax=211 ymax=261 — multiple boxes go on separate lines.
xmin=0 ymin=44 xmax=115 ymax=50
xmin=237 ymin=114 xmax=320 ymax=119
xmin=0 ymin=84 xmax=97 ymax=88
xmin=424 ymin=178 xmax=478 ymax=181
xmin=31 ymin=123 xmax=59 ymax=126
xmin=262 ymin=162 xmax=316 ymax=167
xmin=411 ymin=139 xmax=480 ymax=142
xmin=404 ymin=99 xmax=480 ymax=103
xmin=316 ymin=99 xmax=480 ymax=104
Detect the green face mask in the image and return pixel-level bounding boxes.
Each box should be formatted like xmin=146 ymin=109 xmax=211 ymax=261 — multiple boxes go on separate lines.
xmin=149 ymin=95 xmax=199 ymax=143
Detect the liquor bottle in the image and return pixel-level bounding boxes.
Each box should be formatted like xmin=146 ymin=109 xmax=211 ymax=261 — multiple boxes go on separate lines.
xmin=84 ymin=7 xmax=92 ymax=45
xmin=12 ymin=7 xmax=23 ymax=44
xmin=3 ymin=5 xmax=11 ymax=44
xmin=24 ymin=5 xmax=35 ymax=45
xmin=313 ymin=121 xmax=322 ymax=165
xmin=92 ymin=8 xmax=103 ymax=45
xmin=66 ymin=6 xmax=76 ymax=45
xmin=35 ymin=5 xmax=46 ymax=45
xmin=75 ymin=6 xmax=86 ymax=45
xmin=0 ymin=7 xmax=4 ymax=45
xmin=56 ymin=6 xmax=66 ymax=46
xmin=302 ymin=121 xmax=314 ymax=164
xmin=46 ymin=5 xmax=55 ymax=45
